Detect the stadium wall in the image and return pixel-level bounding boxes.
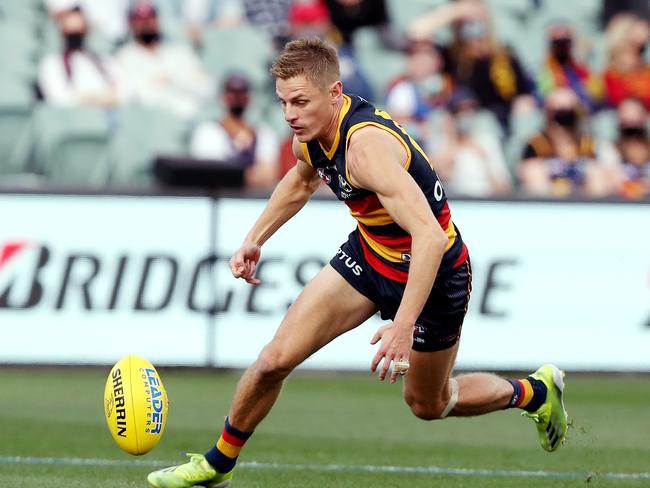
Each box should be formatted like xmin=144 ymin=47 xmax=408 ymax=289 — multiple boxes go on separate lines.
xmin=1 ymin=193 xmax=649 ymax=372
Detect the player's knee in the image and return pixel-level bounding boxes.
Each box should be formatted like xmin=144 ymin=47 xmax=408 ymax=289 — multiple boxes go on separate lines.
xmin=404 ymin=393 xmax=447 ymax=421
xmin=254 ymin=346 xmax=295 ymax=383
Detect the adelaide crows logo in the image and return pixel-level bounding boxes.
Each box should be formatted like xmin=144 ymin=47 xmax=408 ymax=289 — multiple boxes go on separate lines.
xmin=317 ymin=168 xmax=331 ymax=184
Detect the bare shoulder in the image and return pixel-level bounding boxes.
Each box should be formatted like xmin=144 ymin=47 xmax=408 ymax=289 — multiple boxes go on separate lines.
xmin=292 ymin=136 xmax=307 ymax=162
xmin=347 ymin=124 xmax=407 ymax=167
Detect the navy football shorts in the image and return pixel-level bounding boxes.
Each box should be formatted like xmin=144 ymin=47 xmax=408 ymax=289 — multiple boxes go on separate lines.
xmin=329 ymin=230 xmax=472 ymax=352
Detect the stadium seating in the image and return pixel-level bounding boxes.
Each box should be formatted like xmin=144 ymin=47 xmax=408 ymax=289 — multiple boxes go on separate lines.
xmin=0 ymin=79 xmax=34 ymax=175
xmin=30 ymin=105 xmax=111 ymax=185
xmin=201 ymin=26 xmax=273 ymax=91
xmin=108 ymin=107 xmax=188 ymax=185
xmin=0 ymin=19 xmax=39 ymax=66
xmin=0 ymin=0 xmax=43 ymax=27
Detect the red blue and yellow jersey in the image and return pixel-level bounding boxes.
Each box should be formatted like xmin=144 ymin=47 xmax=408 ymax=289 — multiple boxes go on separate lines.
xmin=301 ymin=94 xmax=469 ymax=283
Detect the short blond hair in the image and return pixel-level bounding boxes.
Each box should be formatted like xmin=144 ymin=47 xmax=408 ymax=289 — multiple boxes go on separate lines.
xmin=270 ymin=38 xmax=340 ymax=89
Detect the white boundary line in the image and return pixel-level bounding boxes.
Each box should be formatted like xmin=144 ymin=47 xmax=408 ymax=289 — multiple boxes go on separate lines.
xmin=1 ymin=456 xmax=649 ymax=481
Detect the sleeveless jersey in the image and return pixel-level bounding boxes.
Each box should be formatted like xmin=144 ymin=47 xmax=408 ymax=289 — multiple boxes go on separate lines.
xmin=300 ymin=94 xmax=469 ymax=283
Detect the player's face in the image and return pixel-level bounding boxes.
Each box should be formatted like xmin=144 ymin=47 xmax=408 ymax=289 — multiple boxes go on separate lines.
xmin=276 ymin=75 xmax=338 ymax=142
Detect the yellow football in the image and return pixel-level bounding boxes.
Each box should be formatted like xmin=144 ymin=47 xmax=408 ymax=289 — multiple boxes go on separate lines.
xmin=104 ymin=355 xmax=168 ymax=455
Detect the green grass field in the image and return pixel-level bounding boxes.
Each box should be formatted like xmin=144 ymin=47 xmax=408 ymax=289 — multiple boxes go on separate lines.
xmin=0 ymin=367 xmax=648 ymax=487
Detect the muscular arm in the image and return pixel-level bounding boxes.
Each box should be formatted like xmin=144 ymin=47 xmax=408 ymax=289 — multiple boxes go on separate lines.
xmin=243 ymin=137 xmax=321 ymax=246
xmin=231 ymin=137 xmax=320 ymax=284
xmin=347 ymin=127 xmax=448 ymax=328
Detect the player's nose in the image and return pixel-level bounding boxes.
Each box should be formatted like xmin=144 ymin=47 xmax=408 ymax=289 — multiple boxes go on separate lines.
xmin=284 ymin=106 xmax=298 ymax=123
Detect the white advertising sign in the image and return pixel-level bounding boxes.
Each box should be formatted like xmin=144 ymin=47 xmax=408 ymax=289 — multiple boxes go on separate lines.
xmin=1 ymin=195 xmax=214 ymax=365
xmin=213 ymin=199 xmax=650 ymax=372
xmin=1 ymin=194 xmax=649 ymax=371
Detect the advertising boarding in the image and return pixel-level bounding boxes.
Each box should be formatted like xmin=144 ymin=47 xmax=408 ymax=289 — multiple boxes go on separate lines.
xmin=1 ymin=194 xmax=649 ymax=371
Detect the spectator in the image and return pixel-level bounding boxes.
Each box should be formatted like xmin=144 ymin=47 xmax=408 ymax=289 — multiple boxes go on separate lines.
xmin=39 ymin=8 xmax=120 ymax=107
xmin=45 ymin=0 xmax=131 ymax=45
xmin=519 ymin=88 xmax=610 ymax=197
xmin=538 ymin=21 xmax=602 ymax=112
xmin=288 ymin=0 xmax=331 ymax=40
xmin=115 ymin=2 xmax=213 ymax=119
xmin=601 ymin=0 xmax=650 ymax=28
xmin=598 ymin=98 xmax=650 ymax=199
xmin=190 ymin=74 xmax=280 ymax=189
xmin=384 ymin=39 xmax=452 ymax=147
xmin=322 ymin=0 xmax=405 ymax=101
xmin=409 ymin=0 xmax=537 ymax=132
xmin=603 ymin=13 xmax=650 ymax=109
xmin=429 ymin=87 xmax=513 ymax=197
xmin=324 ymin=0 xmax=404 ymax=51
xmin=242 ymin=0 xmax=293 ymax=52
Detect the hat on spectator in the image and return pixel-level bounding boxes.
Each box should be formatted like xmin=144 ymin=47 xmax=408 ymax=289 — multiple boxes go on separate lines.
xmin=129 ymin=2 xmax=157 ymax=20
xmin=223 ymin=73 xmax=250 ymax=93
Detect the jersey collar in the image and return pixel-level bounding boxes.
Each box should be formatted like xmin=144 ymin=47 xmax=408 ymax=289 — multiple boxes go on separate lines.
xmin=319 ymin=94 xmax=351 ymax=160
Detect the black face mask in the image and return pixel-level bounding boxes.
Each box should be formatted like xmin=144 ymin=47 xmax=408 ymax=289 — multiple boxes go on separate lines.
xmin=137 ymin=30 xmax=160 ymax=46
xmin=64 ymin=32 xmax=85 ymax=51
xmin=551 ymin=38 xmax=572 ymax=64
xmin=229 ymin=105 xmax=246 ymax=118
xmin=552 ymin=109 xmax=578 ymax=128
xmin=620 ymin=126 xmax=647 ymax=139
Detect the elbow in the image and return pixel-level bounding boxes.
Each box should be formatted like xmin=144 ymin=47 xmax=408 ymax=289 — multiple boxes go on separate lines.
xmin=430 ymin=226 xmax=449 ymax=252
xmin=434 ymin=232 xmax=449 ymax=253
xmin=290 ymin=177 xmax=318 ymax=204
xmin=306 ymin=177 xmax=321 ymax=195
xmin=415 ymin=225 xmax=448 ymax=252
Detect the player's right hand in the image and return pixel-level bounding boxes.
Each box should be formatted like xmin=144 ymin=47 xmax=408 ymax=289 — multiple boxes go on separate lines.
xmin=229 ymin=242 xmax=262 ymax=285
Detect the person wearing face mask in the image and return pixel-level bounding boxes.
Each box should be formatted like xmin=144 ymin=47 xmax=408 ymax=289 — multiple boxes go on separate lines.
xmin=114 ymin=2 xmax=213 ymax=119
xmin=38 ymin=7 xmax=120 ymax=107
xmin=384 ymin=39 xmax=453 ymax=149
xmin=407 ymin=0 xmax=536 ymax=133
xmin=538 ymin=21 xmax=602 ymax=113
xmin=598 ymin=98 xmax=650 ymax=199
xmin=46 ymin=0 xmax=131 ymax=45
xmin=603 ymin=13 xmax=650 ymax=109
xmin=519 ymin=88 xmax=611 ymax=198
xmin=190 ymin=74 xmax=280 ymax=189
xmin=429 ymin=87 xmax=512 ymax=197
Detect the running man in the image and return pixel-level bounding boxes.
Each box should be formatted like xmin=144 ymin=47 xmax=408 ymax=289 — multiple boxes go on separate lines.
xmin=147 ymin=38 xmax=568 ymax=488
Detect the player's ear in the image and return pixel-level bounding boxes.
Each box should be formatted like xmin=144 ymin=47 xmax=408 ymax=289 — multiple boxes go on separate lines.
xmin=329 ymin=80 xmax=343 ymax=102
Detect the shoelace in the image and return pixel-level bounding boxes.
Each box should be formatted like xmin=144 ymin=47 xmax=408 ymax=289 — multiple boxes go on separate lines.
xmin=522 ymin=410 xmax=545 ymax=423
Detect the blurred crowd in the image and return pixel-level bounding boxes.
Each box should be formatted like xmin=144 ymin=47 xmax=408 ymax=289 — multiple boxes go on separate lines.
xmin=0 ymin=0 xmax=649 ymax=200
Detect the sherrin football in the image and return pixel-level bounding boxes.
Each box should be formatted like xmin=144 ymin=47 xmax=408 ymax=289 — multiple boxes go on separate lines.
xmin=104 ymin=355 xmax=168 ymax=455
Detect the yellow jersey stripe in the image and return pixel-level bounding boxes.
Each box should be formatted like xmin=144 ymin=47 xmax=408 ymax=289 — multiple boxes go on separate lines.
xmin=349 ymin=206 xmax=394 ymax=226
xmin=344 ymin=121 xmax=413 ymax=188
xmin=444 ymin=221 xmax=457 ymax=252
xmin=300 ymin=142 xmax=312 ymax=167
xmin=358 ymin=225 xmax=406 ymax=263
xmin=319 ymin=94 xmax=351 ymax=159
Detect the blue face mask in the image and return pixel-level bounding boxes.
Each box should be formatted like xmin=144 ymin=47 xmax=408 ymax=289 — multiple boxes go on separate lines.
xmin=460 ymin=21 xmax=487 ymax=40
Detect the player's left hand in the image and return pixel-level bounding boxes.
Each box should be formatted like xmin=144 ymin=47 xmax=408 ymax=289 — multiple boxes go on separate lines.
xmin=370 ymin=322 xmax=414 ymax=383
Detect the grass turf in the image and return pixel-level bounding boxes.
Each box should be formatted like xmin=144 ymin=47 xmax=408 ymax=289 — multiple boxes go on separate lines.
xmin=0 ymin=367 xmax=648 ymax=487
